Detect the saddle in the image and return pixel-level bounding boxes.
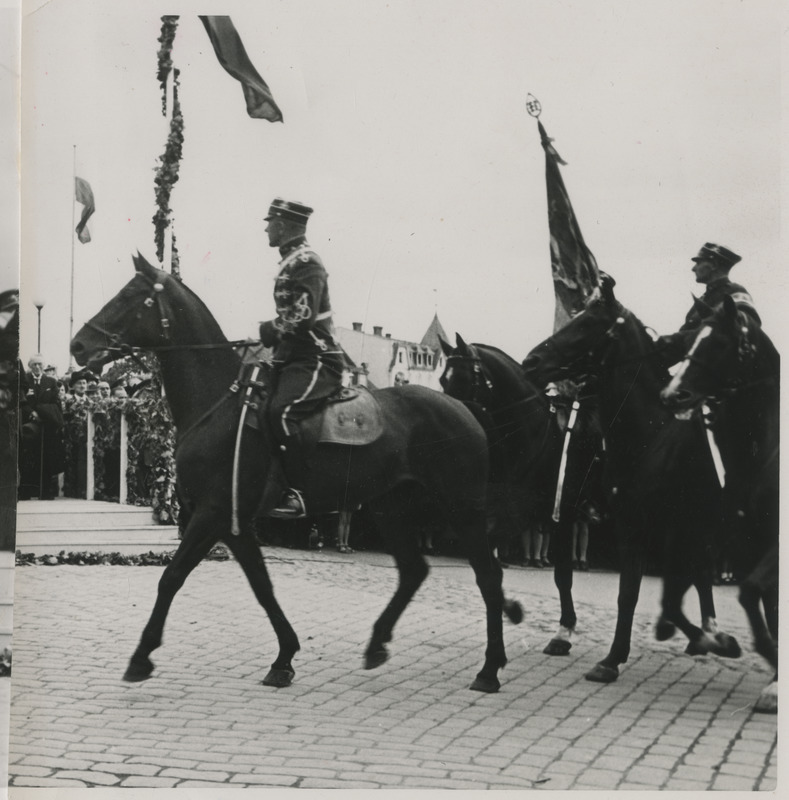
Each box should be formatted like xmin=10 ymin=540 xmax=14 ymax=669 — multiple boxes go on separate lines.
xmin=243 ymin=372 xmax=384 ymax=447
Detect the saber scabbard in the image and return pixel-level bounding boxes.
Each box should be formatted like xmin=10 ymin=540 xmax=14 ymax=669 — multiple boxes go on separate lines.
xmin=231 ymin=365 xmax=260 ymax=536
xmin=552 ymin=400 xmax=580 ymax=523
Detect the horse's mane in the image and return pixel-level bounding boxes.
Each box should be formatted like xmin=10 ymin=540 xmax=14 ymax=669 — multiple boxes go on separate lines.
xmin=473 ymin=342 xmax=542 ymax=394
xmin=748 ymin=317 xmax=780 ymax=375
xmin=614 ymin=303 xmax=672 ymax=388
xmin=472 ymin=343 xmax=522 ymax=370
xmin=156 ymin=266 xmax=233 ymax=348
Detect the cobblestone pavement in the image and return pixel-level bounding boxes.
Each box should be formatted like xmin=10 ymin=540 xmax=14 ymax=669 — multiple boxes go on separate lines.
xmin=7 ymin=547 xmax=778 ymax=791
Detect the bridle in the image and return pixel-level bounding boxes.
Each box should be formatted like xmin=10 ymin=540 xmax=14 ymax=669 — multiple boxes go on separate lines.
xmin=444 ymin=345 xmax=549 ymax=420
xmin=81 ymin=270 xmax=255 ymax=358
xmin=537 ymin=304 xmax=629 ymax=382
xmin=443 ymin=344 xmax=493 ymax=409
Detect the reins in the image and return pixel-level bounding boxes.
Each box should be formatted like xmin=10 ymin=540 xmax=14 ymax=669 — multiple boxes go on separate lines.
xmin=85 ymin=266 xmax=270 ymax=537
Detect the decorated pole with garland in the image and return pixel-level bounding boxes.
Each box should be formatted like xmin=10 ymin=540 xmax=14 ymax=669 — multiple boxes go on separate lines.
xmin=153 ymin=15 xmax=183 ymax=279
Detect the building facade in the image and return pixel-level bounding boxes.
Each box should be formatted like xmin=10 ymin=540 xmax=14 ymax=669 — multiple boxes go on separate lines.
xmin=335 ymin=313 xmax=449 ymax=391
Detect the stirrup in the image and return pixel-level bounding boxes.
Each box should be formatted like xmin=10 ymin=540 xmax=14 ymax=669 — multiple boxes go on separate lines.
xmin=268 ymin=488 xmax=307 ymax=519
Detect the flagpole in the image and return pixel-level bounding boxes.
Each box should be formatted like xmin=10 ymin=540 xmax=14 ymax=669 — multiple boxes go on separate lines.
xmin=69 ymin=144 xmax=76 ymax=366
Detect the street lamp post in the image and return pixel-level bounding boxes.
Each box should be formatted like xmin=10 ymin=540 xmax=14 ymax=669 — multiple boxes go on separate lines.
xmin=34 ymin=301 xmax=44 ymax=353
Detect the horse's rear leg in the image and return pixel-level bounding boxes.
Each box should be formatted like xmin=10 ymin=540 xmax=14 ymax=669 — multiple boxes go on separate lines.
xmin=363 ymin=489 xmax=430 ymax=671
xmin=739 ymin=547 xmax=779 ymax=671
xmin=544 ymin=516 xmax=576 ymax=656
xmin=123 ymin=513 xmax=220 ymax=682
xmin=224 ymin=529 xmax=300 ymax=687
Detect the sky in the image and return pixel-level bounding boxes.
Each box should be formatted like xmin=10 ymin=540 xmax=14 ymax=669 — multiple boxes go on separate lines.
xmin=15 ymin=0 xmax=786 ymax=372
xmin=0 ymin=3 xmax=19 ymax=295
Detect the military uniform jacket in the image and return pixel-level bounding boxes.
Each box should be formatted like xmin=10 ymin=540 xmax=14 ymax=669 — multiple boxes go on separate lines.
xmin=680 ymin=277 xmax=760 ymax=331
xmin=259 ymin=237 xmax=341 ymax=362
xmin=660 ymin=277 xmax=760 ymax=365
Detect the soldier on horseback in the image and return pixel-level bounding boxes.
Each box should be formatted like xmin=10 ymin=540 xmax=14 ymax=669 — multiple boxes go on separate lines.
xmin=658 ymin=243 xmax=760 ymax=365
xmin=258 ymin=197 xmax=345 ymax=518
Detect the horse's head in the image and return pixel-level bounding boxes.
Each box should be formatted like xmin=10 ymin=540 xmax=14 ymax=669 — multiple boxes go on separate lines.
xmin=439 ymin=333 xmax=492 ymax=405
xmin=660 ymin=295 xmax=764 ymax=412
xmin=70 ymin=253 xmax=176 ymax=366
xmin=522 ymin=274 xmax=627 ymax=388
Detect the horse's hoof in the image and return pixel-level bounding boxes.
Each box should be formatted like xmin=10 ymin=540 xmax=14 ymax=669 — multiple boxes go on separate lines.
xmin=261 ymin=667 xmax=295 ymax=688
xmin=654 ymin=617 xmax=676 ymax=641
xmin=364 ymin=646 xmax=388 ymax=670
xmin=712 ymin=633 xmax=741 ymax=658
xmin=684 ymin=640 xmax=707 ymax=656
xmin=754 ymin=682 xmax=777 ymax=714
xmin=585 ymin=663 xmax=619 ymax=683
xmin=469 ymin=674 xmax=500 ymax=693
xmin=543 ymin=638 xmax=572 ymax=656
xmin=123 ymin=656 xmax=154 ymax=683
xmin=503 ymin=599 xmax=524 ymax=625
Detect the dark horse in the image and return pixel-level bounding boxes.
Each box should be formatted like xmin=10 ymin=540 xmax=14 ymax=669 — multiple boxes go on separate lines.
xmin=661 ymin=296 xmax=779 ymax=713
xmin=523 ymin=277 xmax=740 ymax=682
xmin=70 ymin=253 xmax=521 ymax=692
xmin=440 ymin=335 xmax=587 ymax=656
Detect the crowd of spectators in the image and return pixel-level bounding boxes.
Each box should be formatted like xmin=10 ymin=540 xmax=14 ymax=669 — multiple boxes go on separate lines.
xmin=17 ymin=357 xmax=155 ymax=503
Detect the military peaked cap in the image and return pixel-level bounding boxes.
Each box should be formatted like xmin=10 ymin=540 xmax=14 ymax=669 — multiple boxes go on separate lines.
xmin=691 ymin=243 xmax=741 ymax=268
xmin=264 ymin=197 xmax=313 ymax=223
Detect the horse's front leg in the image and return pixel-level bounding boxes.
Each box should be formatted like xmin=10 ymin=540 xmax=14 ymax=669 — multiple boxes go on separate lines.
xmin=586 ymin=542 xmax=641 ymax=683
xmin=463 ymin=509 xmax=508 ymax=694
xmin=224 ymin=526 xmax=300 ymax=687
xmin=123 ymin=510 xmax=220 ymax=682
xmin=680 ymin=578 xmax=741 ymax=658
xmin=658 ymin=573 xmax=715 ymax=655
xmin=544 ymin=517 xmax=576 ymax=655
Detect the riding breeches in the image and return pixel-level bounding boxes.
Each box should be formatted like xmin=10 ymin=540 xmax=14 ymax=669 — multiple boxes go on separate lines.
xmin=268 ymin=353 xmax=345 ymax=440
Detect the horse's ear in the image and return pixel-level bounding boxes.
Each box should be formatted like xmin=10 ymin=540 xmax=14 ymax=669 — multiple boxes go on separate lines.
xmin=691 ymin=294 xmax=715 ymax=321
xmin=132 ymin=251 xmax=157 ymax=278
xmin=721 ymin=294 xmax=739 ymax=319
xmin=720 ymin=294 xmax=745 ymax=331
xmin=438 ymin=336 xmax=454 ymax=357
xmin=455 ymin=333 xmax=469 ymax=354
xmin=599 ymin=272 xmax=617 ymax=305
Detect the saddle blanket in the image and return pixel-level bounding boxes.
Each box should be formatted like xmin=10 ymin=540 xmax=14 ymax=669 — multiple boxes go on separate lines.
xmin=317 ymin=387 xmax=384 ymax=446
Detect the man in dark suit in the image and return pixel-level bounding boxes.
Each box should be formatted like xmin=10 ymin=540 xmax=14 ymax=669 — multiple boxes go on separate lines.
xmin=19 ymin=354 xmax=64 ymax=500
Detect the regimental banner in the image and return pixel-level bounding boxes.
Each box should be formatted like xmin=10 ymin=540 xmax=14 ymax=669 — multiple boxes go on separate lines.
xmin=538 ymin=119 xmax=601 ymax=331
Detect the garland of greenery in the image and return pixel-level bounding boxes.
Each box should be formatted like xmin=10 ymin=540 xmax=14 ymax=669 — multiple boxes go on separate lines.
xmin=156 ymin=15 xmax=179 ymax=116
xmin=15 ymin=546 xmax=232 ymax=567
xmin=62 ymin=355 xmax=181 ymax=524
xmin=124 ymin=386 xmax=181 ymax=524
xmin=152 ymin=67 xmax=184 ymax=271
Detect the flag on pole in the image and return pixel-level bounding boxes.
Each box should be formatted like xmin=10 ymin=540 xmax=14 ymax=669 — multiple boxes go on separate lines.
xmin=539 ymin=120 xmax=600 ymax=331
xmin=74 ymin=177 xmax=95 ymax=244
xmin=199 ymin=16 xmax=283 ymax=122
